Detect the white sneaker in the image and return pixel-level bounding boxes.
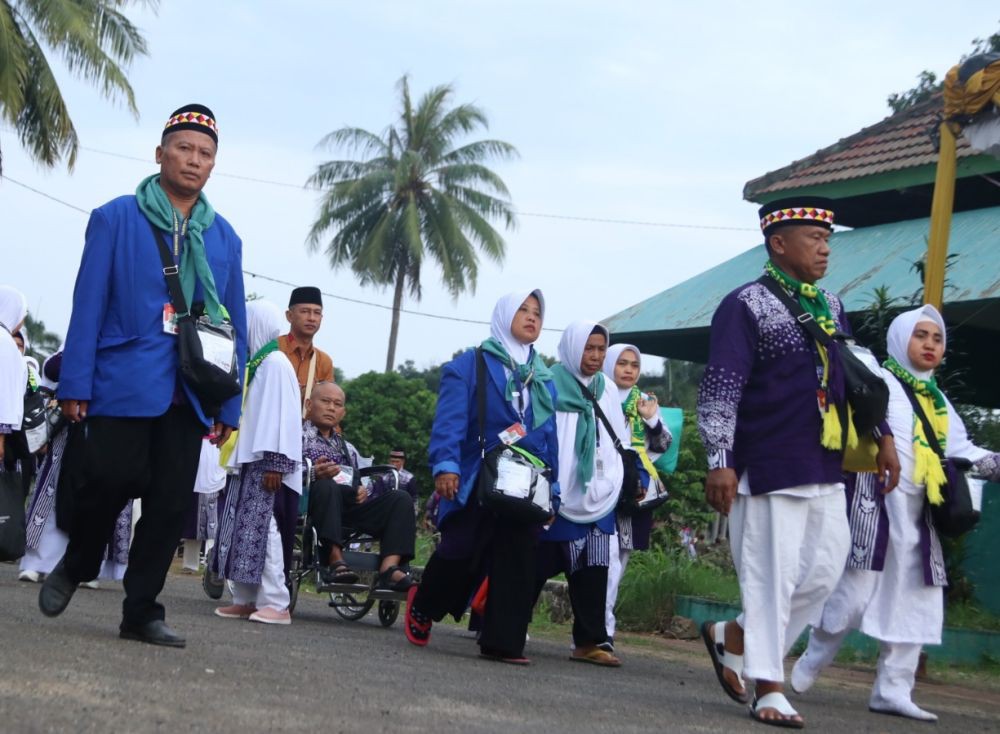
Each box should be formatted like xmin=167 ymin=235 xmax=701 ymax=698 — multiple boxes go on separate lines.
xmin=18 ymin=570 xmax=41 ymax=583
xmin=79 ymin=580 xmax=100 ymax=590
xmin=869 ymin=697 xmax=938 ymax=722
xmin=790 ymin=655 xmax=819 ymax=694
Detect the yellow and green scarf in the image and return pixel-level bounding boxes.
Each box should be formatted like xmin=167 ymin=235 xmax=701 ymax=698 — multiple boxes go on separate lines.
xmin=884 ymin=357 xmax=949 ymax=505
xmin=765 ymin=260 xmax=857 ymax=453
xmin=622 ymin=386 xmax=661 ymax=481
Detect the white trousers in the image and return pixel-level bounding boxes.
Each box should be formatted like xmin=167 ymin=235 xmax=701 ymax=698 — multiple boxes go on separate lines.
xmin=20 ymin=510 xmax=126 ymax=581
xmin=801 ymin=625 xmax=922 ymax=708
xmin=730 ymin=491 xmax=850 ymax=682
xmin=230 ymin=516 xmax=289 ymax=611
xmin=605 ymin=532 xmax=629 ymax=639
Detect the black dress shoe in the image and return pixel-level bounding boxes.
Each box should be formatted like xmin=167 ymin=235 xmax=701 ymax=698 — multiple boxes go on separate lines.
xmin=119 ymin=620 xmax=187 ymax=648
xmin=38 ymin=561 xmax=77 ymax=618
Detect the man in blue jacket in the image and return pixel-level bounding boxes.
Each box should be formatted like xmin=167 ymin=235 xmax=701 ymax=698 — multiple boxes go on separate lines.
xmin=39 ymin=104 xmax=247 ymax=648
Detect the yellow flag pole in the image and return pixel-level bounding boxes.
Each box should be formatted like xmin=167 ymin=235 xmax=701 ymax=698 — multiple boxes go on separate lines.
xmin=924 ymin=122 xmax=957 ymax=309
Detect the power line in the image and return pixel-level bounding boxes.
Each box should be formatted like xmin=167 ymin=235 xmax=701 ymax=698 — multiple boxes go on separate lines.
xmin=1 ymin=175 xmax=559 ymax=331
xmin=75 ymin=144 xmax=756 ymax=232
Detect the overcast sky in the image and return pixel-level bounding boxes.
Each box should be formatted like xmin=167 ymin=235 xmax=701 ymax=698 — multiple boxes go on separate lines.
xmin=1 ymin=1 xmax=995 ymax=377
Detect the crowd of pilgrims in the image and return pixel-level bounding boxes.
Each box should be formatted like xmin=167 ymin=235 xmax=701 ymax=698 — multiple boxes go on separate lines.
xmin=3 ymin=199 xmax=1000 ymax=726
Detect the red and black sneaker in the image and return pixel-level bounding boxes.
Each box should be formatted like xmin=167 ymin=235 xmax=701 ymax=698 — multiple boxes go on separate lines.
xmin=404 ymin=584 xmax=431 ymax=647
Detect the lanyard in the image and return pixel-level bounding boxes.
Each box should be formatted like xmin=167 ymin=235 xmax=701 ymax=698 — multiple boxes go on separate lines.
xmin=171 ymin=210 xmax=189 ymax=259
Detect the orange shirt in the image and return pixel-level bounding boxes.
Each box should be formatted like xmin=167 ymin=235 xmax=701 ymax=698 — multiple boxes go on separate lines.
xmin=277 ymin=333 xmax=334 ymax=404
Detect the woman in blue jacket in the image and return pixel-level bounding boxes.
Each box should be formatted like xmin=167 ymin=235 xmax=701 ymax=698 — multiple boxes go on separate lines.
xmin=405 ymin=289 xmax=559 ymax=664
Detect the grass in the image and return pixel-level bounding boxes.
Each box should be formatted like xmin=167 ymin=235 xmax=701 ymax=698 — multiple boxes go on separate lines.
xmin=614 ymin=547 xmax=740 ymax=632
xmin=944 ymin=600 xmax=1000 ymax=632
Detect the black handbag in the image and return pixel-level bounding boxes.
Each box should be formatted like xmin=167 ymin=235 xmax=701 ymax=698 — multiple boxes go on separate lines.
xmin=148 ymin=219 xmax=241 ymax=416
xmin=758 ymin=276 xmax=889 ymax=436
xmin=574 ymin=378 xmax=649 ymax=515
xmin=474 ymin=349 xmax=554 ymax=525
xmin=899 ymin=382 xmax=979 ymax=538
xmin=0 ymin=468 xmax=26 ymax=561
xmin=21 ymin=385 xmax=49 ymax=454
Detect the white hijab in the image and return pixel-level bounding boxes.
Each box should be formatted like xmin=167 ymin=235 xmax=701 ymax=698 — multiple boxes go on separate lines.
xmin=554 ymin=320 xmax=626 ymax=524
xmin=230 ymin=300 xmax=302 ymax=493
xmin=887 ymin=304 xmax=946 ymax=381
xmin=0 ymin=286 xmax=28 ymax=427
xmin=247 ymin=299 xmax=285 ymax=355
xmin=603 ymin=343 xmax=640 ymax=403
xmin=490 ymin=289 xmax=545 ymax=365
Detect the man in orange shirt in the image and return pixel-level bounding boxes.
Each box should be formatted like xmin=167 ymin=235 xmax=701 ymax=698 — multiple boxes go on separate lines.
xmin=277 ymin=287 xmax=334 ymax=414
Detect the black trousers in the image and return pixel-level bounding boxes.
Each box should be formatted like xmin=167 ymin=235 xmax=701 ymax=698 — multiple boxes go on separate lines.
xmin=309 ymin=480 xmax=416 ymax=562
xmin=60 ymin=405 xmax=203 ymax=626
xmin=535 ymin=541 xmax=609 ymax=647
xmin=412 ymin=503 xmax=537 ymax=657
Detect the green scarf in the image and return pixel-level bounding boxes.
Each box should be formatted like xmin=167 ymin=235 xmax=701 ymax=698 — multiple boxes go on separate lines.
xmin=765 ymin=260 xmax=836 ymax=335
xmin=551 ymin=364 xmax=605 ymax=489
xmin=622 ymin=386 xmax=660 ymax=479
xmin=136 ymin=174 xmax=222 ymax=324
xmin=884 ymin=356 xmax=949 ymax=505
xmin=247 ymin=339 xmax=279 ymax=385
xmin=480 ymin=337 xmax=555 ymax=430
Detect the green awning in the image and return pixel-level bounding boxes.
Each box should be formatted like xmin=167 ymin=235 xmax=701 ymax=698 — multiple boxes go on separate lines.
xmin=603 ymin=206 xmax=1000 ymax=405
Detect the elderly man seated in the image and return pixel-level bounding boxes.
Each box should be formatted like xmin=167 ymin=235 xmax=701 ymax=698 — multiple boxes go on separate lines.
xmin=303 ymin=382 xmax=416 ymax=591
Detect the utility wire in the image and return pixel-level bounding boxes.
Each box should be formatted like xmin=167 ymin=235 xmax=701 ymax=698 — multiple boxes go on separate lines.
xmin=76 ymin=144 xmax=757 ymax=232
xmin=1 ymin=175 xmax=559 ymax=331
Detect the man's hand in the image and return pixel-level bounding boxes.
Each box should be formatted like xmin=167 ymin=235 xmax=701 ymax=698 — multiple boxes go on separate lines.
xmin=356 ymin=486 xmax=368 ymax=504
xmin=435 ymin=472 xmax=459 ymax=501
xmin=61 ymin=400 xmax=88 ymax=423
xmin=263 ymin=471 xmax=282 ymax=493
xmin=705 ymin=467 xmax=738 ymax=515
xmin=313 ymin=456 xmax=341 ymax=480
xmin=876 ymin=435 xmax=901 ymax=494
xmin=0 ymin=434 xmax=5 ymax=463
xmin=211 ymin=423 xmax=234 ymax=447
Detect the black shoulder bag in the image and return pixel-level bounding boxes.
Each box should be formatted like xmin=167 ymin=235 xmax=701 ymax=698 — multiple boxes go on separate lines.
xmin=474 ymin=349 xmax=554 ymax=524
xmin=148 ymin=219 xmax=241 ymax=417
xmin=758 ymin=276 xmax=889 ymax=437
xmin=574 ymin=378 xmax=648 ymax=515
xmin=899 ymin=382 xmax=978 ymax=538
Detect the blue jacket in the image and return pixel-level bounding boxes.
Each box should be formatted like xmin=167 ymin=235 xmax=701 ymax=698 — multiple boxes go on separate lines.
xmin=58 ymin=195 xmax=247 ymax=428
xmin=428 ymin=348 xmax=560 ymax=524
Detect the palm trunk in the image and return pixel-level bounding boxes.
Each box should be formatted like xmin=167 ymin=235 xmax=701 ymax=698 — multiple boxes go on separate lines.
xmin=385 ymin=268 xmax=406 ymax=372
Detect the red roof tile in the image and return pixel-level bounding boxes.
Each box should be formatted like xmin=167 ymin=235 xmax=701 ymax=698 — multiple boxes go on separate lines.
xmin=743 ymin=95 xmax=981 ymax=201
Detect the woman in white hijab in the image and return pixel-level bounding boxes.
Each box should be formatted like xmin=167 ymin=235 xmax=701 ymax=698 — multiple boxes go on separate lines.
xmin=601 ymin=344 xmax=672 ymax=647
xmin=536 ymin=320 xmax=628 ymax=667
xmin=793 ymin=305 xmax=1000 ymax=721
xmin=0 ymin=286 xmax=28 ymax=466
xmin=214 ymin=300 xmax=302 ymax=626
xmin=407 ymin=289 xmax=559 ymax=664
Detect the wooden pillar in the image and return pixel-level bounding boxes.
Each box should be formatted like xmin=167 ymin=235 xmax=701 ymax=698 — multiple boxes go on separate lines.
xmin=924 ymin=122 xmax=958 ymax=309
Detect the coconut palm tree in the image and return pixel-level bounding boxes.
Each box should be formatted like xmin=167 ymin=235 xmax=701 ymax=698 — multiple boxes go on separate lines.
xmin=306 ymin=76 xmax=518 ymax=372
xmin=0 ymin=0 xmax=154 ymax=175
xmin=21 ymin=313 xmax=61 ymax=361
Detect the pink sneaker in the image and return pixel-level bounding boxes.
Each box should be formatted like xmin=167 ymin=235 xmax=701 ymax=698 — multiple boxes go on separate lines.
xmin=249 ymin=607 xmax=291 ymax=625
xmin=214 ymin=604 xmax=257 ymax=619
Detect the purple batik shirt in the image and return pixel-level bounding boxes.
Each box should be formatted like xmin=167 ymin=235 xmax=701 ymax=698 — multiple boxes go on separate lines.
xmin=302 ymin=420 xmax=359 ymax=475
xmin=697 ymin=280 xmax=854 ymax=495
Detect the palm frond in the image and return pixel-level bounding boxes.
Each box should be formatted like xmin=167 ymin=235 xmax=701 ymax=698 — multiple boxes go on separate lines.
xmin=315 ymin=126 xmax=389 ymax=157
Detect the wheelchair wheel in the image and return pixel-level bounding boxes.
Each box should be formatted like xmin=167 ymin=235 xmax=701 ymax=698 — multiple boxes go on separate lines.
xmin=287 ymin=575 xmax=301 ymax=615
xmin=377 ymin=600 xmax=399 ymax=627
xmin=330 ymin=593 xmax=375 ymax=621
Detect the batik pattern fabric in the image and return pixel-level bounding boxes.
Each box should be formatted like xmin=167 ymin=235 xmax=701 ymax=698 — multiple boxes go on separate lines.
xmin=844 ymin=472 xmax=889 ymax=572
xmin=301 ymin=420 xmax=359 ymax=470
xmin=216 ymin=452 xmax=297 ymax=585
xmin=697 ymin=280 xmax=849 ymax=494
xmin=106 ymin=502 xmax=133 ymax=566
xmin=0 ymin=423 xmax=13 ymax=434
xmin=566 ymin=525 xmax=612 ymax=574
xmin=25 ymin=429 xmax=69 ymax=549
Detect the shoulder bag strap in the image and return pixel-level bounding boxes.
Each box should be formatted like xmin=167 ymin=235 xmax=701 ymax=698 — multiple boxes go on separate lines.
xmin=147 ymin=217 xmax=190 ymax=316
xmin=898 ymin=381 xmax=946 ymax=459
xmin=573 ymin=377 xmax=628 ymax=457
xmin=302 ymin=351 xmax=318 ymax=419
xmin=757 ymin=275 xmax=833 ymax=346
xmin=476 ymin=348 xmax=488 ymax=458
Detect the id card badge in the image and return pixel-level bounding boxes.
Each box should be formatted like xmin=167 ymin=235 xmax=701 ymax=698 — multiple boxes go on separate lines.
xmin=498 ymin=422 xmax=527 ymax=446
xmin=162 ymin=303 xmax=179 ymax=335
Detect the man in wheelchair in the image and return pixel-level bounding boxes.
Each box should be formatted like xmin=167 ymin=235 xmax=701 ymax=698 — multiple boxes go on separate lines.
xmin=303 ymin=382 xmax=417 ymax=592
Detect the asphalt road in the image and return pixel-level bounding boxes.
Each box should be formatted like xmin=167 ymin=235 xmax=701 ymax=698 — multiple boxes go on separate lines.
xmin=1 ymin=563 xmax=997 ymax=733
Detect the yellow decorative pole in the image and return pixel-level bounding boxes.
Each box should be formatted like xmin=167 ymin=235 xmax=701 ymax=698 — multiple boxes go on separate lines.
xmin=923 ymin=122 xmax=957 ymax=309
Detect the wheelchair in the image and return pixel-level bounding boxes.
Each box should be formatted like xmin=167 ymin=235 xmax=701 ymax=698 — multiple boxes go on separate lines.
xmin=286 ymin=461 xmax=414 ymax=627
